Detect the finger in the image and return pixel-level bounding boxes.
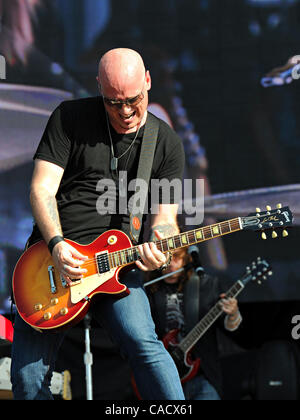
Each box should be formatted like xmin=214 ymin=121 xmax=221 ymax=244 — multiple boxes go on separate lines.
xmin=63 ymin=254 xmax=87 ymax=268
xmin=62 ymin=274 xmax=78 ymax=287
xmin=136 ymin=245 xmax=154 ymax=270
xmin=149 ymin=242 xmax=166 ymax=263
xmin=61 ymin=264 xmax=87 ymax=278
xmin=153 ymin=230 xmax=164 ymax=240
xmin=61 ymin=274 xmax=71 ymax=286
xmin=70 ymin=246 xmax=89 ymax=261
xmin=135 ymin=259 xmax=151 ymax=272
xmin=141 ymin=243 xmax=162 ymax=268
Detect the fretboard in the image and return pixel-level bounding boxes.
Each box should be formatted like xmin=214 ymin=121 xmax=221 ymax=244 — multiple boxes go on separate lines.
xmin=177 ymin=280 xmax=245 ymax=354
xmin=108 ymin=217 xmax=242 ymax=269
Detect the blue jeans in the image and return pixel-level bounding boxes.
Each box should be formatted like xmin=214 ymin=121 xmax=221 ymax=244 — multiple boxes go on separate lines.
xmin=183 ymin=374 xmax=221 ymax=400
xmin=11 ymin=269 xmax=185 ymax=400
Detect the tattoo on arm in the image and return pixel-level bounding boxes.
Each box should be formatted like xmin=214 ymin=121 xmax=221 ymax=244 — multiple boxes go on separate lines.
xmin=149 ymin=224 xmax=179 ymax=241
xmin=45 ymin=195 xmax=63 ymax=234
xmin=30 ymin=190 xmax=63 ymax=240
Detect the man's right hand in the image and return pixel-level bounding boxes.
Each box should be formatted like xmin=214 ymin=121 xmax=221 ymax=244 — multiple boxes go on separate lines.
xmin=51 ymin=241 xmax=88 ymax=286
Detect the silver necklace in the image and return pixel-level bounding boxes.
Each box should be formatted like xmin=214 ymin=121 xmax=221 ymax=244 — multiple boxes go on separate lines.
xmin=105 ymin=110 xmax=141 ymax=171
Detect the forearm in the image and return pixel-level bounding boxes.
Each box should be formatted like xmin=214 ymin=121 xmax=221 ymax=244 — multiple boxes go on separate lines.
xmin=30 ymin=186 xmax=63 ymax=244
xmin=149 ymin=203 xmax=180 ymax=242
xmin=149 ymin=223 xmax=179 ymax=242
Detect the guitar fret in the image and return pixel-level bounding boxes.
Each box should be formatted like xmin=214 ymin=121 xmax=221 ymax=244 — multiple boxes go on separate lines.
xmin=181 ymin=233 xmax=188 ymax=246
xmin=188 ymin=231 xmax=196 ymax=244
xmin=195 ymin=229 xmax=203 ymax=241
xmin=168 ymin=238 xmax=175 ymax=250
xmin=113 ymin=253 xmax=118 ymax=268
xmin=221 ymin=221 xmax=231 ymax=234
xmin=203 ymin=227 xmax=212 ymax=240
xmin=174 ymin=235 xmax=182 ymax=249
xmin=128 ymin=248 xmax=135 ymax=263
xmin=109 ymin=217 xmax=242 ymax=270
xmin=108 ymin=253 xmax=113 ymax=269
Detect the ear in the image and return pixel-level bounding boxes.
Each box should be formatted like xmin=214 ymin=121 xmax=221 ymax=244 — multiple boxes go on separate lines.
xmin=145 ymin=70 xmax=152 ymax=91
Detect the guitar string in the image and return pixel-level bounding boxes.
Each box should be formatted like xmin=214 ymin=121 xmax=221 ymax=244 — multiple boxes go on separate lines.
xmin=74 ymin=221 xmax=241 ymax=268
xmin=75 ymin=219 xmax=242 ymax=268
xmin=68 ymin=219 xmax=242 ymax=269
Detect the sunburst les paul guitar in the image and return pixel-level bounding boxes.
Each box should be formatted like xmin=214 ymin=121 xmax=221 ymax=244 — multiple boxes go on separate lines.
xmin=12 ymin=205 xmax=292 ymax=332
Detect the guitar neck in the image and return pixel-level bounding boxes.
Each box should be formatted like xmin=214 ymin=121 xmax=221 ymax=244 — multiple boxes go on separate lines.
xmin=108 ymin=217 xmax=243 ymax=269
xmin=177 ymin=279 xmax=245 ymax=354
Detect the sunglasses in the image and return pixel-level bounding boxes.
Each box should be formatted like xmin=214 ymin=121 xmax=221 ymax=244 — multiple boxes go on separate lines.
xmin=102 ymin=91 xmax=144 ymax=109
xmin=101 ymin=77 xmax=146 ymax=109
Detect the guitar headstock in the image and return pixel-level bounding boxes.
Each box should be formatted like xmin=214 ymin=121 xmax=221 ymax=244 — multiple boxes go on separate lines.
xmin=241 ymin=257 xmax=272 ymax=286
xmin=241 ymin=204 xmax=293 ymax=239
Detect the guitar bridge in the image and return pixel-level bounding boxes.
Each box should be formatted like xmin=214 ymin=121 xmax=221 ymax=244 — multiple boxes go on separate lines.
xmin=48 ymin=266 xmax=57 ymax=294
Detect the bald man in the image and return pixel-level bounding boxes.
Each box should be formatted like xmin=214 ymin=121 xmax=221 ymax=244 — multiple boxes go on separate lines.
xmin=11 ymin=48 xmax=185 ymax=400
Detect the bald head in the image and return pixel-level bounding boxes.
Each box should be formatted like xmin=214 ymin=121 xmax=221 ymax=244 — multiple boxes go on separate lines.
xmin=98 ymin=48 xmax=146 ymax=95
xmin=97 ymin=48 xmax=151 ymax=134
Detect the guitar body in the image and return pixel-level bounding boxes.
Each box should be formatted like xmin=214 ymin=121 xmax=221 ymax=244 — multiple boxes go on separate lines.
xmin=163 ymin=329 xmax=201 ymax=384
xmin=12 ymin=230 xmax=132 ymax=332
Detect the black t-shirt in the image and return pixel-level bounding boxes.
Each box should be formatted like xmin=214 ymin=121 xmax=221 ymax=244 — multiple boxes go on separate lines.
xmin=29 ymin=96 xmax=185 ymax=245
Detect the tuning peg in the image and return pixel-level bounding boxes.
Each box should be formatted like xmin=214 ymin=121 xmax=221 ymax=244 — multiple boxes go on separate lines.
xmin=276 ymin=203 xmax=282 ymax=209
xmin=257 ymin=280 xmax=262 ymax=285
xmin=266 ymin=205 xmax=272 ymax=211
xmin=256 ymin=208 xmax=261 ymax=213
xmin=268 ymin=271 xmax=273 ymax=276
xmin=262 ymin=232 xmax=267 ymax=240
xmin=272 ymin=231 xmax=278 ymax=239
xmin=282 ymin=230 xmax=289 ymax=238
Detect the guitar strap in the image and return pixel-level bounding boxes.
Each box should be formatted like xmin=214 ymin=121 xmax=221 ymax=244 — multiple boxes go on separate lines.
xmin=129 ymin=112 xmax=159 ymax=244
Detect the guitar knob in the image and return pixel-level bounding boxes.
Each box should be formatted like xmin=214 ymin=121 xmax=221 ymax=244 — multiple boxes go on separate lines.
xmin=50 ymin=298 xmax=59 ymax=305
xmin=108 ymin=235 xmax=117 ymax=245
xmin=34 ymin=303 xmax=43 ymax=311
xmin=60 ymin=307 xmax=69 ymax=316
xmin=44 ymin=312 xmax=52 ymax=321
